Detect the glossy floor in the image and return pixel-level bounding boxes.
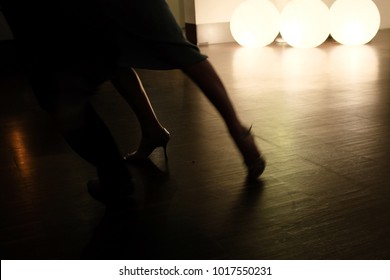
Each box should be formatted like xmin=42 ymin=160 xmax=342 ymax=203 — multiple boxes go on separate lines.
xmin=0 ymin=30 xmax=389 ymax=260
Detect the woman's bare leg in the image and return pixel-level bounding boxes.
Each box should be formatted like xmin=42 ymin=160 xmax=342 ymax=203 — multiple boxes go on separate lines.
xmin=183 ymin=60 xmax=244 ymax=138
xmin=111 ymin=67 xmax=165 ymax=135
xmin=111 ymin=67 xmax=170 ymax=160
xmin=183 ymin=59 xmax=265 ymax=177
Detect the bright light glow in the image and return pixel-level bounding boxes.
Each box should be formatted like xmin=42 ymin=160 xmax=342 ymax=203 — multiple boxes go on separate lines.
xmin=330 ymin=0 xmax=381 ymax=46
xmin=230 ymin=0 xmax=280 ymax=48
xmin=280 ymin=0 xmax=330 ymax=48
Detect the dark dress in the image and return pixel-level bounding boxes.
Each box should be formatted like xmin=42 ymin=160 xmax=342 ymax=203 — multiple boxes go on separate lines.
xmin=101 ymin=0 xmax=207 ymax=70
xmin=1 ymin=0 xmax=206 ymax=72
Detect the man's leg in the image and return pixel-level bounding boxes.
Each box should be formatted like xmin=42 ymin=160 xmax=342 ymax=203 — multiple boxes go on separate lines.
xmin=30 ymin=70 xmax=133 ymax=198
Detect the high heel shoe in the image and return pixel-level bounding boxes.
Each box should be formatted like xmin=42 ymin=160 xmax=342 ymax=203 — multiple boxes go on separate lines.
xmin=124 ymin=128 xmax=170 ymax=162
xmin=236 ymin=126 xmax=266 ymax=180
xmin=246 ymin=156 xmax=266 ymax=181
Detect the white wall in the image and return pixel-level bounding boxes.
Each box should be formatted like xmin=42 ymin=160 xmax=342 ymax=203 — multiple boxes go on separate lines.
xmin=190 ymin=0 xmax=390 ymax=29
xmin=372 ymin=0 xmax=390 ymax=29
xmin=322 ymin=0 xmax=390 ymax=29
xmin=194 ymin=0 xmax=243 ymax=24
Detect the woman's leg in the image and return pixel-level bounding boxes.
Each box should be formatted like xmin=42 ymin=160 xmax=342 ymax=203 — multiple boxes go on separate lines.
xmin=111 ymin=67 xmax=170 ymax=160
xmin=183 ymin=60 xmax=244 ymax=139
xmin=111 ymin=67 xmax=164 ymax=135
xmin=182 ymin=59 xmax=265 ymax=178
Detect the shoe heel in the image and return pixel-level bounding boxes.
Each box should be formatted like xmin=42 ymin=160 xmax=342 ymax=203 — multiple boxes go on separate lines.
xmin=124 ymin=128 xmax=170 ymax=162
xmin=246 ymin=156 xmax=266 ymax=181
xmin=163 ymin=144 xmax=168 ymax=161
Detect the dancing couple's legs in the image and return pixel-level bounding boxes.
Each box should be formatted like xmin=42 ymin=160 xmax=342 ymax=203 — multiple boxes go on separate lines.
xmin=113 ymin=60 xmax=265 ymax=179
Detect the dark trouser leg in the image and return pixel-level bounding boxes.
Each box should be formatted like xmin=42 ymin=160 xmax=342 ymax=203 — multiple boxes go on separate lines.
xmin=30 ymin=71 xmax=132 ymax=190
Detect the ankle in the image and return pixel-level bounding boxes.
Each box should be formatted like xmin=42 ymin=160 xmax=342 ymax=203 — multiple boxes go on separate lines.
xmin=230 ymin=124 xmax=251 ymax=142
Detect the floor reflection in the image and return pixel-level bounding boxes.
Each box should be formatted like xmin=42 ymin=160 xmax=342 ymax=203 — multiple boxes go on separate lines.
xmin=328 ymin=44 xmax=379 ymax=86
xmin=9 ymin=126 xmax=32 ymax=178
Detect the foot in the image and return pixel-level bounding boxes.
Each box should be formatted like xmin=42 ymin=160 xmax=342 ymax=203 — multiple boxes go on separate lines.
xmin=246 ymin=156 xmax=266 ymax=181
xmin=234 ymin=126 xmax=266 ymax=180
xmin=124 ymin=128 xmax=170 ymax=162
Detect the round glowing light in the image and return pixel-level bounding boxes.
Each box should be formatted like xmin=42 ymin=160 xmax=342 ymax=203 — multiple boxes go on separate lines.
xmin=330 ymin=0 xmax=381 ymax=46
xmin=280 ymin=0 xmax=330 ymax=48
xmin=230 ymin=0 xmax=280 ymax=48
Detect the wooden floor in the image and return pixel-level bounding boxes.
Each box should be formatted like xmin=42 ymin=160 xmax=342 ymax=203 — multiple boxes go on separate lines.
xmin=1 ymin=30 xmax=390 ymax=260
